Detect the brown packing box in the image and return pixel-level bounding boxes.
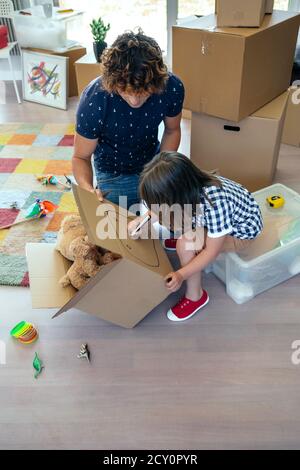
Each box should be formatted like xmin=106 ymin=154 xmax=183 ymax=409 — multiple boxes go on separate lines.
xmin=191 ymin=91 xmax=289 ymax=192
xmin=282 ymin=86 xmax=300 ymax=147
xmin=26 ymin=185 xmax=172 ymax=329
xmin=75 ymin=52 xmax=104 ymax=95
xmin=173 ymin=11 xmax=300 ymax=122
xmin=27 ymin=46 xmax=86 ymax=97
xmin=216 ymin=0 xmax=266 ymax=27
xmin=215 ymin=0 xmax=274 ymax=15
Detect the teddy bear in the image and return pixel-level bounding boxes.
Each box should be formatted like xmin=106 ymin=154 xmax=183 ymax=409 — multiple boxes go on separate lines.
xmin=56 ymin=214 xmax=87 ymax=261
xmin=58 ymin=235 xmax=118 ymax=290
xmin=56 ymin=215 xmax=120 ymax=290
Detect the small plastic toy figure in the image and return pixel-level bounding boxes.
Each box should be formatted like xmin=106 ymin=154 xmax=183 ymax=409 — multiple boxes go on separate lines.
xmin=10 ymin=201 xmax=19 ymax=210
xmin=0 ymin=198 xmax=58 ymax=230
xmin=25 ymin=198 xmax=58 ymax=219
xmin=77 ymin=344 xmax=90 ymax=363
xmin=64 ymin=174 xmax=72 ymax=186
xmin=33 ymin=352 xmax=44 ymax=379
xmin=36 ymin=174 xmax=71 ymax=190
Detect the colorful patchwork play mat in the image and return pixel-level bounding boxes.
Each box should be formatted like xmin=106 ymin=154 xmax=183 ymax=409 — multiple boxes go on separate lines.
xmin=0 ymin=123 xmax=78 ymax=287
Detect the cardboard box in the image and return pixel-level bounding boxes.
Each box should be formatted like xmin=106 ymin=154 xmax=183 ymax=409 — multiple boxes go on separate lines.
xmin=190 ymin=91 xmax=289 ymax=192
xmin=173 ymin=11 xmax=300 ymax=122
xmin=28 ymin=46 xmax=86 ymax=97
xmin=216 ymin=0 xmax=266 ymax=27
xmin=265 ymin=0 xmax=274 ymax=14
xmin=215 ymin=0 xmax=274 ymax=14
xmin=215 ymin=0 xmax=274 ymax=16
xmin=282 ymin=86 xmax=300 ymax=147
xmin=75 ymin=53 xmax=104 ymax=95
xmin=26 ymin=184 xmax=173 ymax=329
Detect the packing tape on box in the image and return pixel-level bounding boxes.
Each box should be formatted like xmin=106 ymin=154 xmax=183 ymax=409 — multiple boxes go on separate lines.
xmin=200 ymin=33 xmax=213 ymax=56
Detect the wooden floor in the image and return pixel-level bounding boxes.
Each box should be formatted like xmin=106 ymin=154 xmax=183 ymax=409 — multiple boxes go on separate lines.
xmin=0 ymin=82 xmax=300 ymax=450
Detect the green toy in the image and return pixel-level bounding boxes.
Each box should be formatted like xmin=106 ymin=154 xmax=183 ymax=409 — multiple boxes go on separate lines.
xmin=33 ymin=352 xmax=44 ymax=379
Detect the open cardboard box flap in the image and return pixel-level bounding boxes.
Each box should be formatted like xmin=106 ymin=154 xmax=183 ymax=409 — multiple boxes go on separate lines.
xmin=26 ymin=185 xmax=173 ymax=328
xmin=72 ymin=183 xmax=172 ymax=277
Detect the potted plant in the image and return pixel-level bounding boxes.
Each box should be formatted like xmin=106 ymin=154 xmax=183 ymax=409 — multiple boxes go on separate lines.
xmin=90 ymin=17 xmax=110 ymax=63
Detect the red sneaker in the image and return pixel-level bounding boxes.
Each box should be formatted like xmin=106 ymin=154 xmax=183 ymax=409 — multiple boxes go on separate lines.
xmin=163 ymin=238 xmax=177 ymax=251
xmin=167 ymin=290 xmax=209 ymax=322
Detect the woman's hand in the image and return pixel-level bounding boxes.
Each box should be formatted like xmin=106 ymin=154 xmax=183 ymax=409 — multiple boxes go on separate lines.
xmin=165 ymin=271 xmax=184 ymax=293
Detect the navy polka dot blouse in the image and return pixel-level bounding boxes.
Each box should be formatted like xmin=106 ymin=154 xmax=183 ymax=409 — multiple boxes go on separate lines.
xmin=76 ymin=73 xmax=185 ymax=175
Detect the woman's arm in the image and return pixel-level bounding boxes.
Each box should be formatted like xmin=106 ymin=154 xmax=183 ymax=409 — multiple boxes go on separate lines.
xmin=160 ymin=113 xmax=182 ymax=151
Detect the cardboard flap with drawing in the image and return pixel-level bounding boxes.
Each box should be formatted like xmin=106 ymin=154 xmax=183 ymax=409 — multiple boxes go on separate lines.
xmin=72 ymin=183 xmax=172 ymax=277
xmin=26 ymin=185 xmax=173 ymax=328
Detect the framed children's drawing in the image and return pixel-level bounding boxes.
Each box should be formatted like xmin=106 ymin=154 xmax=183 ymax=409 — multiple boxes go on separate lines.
xmin=22 ymin=50 xmax=68 ymax=110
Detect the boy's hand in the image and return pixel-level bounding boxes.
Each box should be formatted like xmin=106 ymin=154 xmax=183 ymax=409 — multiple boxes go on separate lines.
xmin=165 ymin=271 xmax=184 ymax=293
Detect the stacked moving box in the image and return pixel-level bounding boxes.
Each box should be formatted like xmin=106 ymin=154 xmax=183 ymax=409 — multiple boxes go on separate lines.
xmin=173 ymin=4 xmax=300 ymax=191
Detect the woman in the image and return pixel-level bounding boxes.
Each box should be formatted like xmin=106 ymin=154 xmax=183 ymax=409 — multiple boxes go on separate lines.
xmin=72 ymin=29 xmax=185 ymax=211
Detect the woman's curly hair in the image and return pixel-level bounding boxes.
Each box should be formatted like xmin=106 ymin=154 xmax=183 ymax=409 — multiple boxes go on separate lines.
xmin=101 ymin=30 xmax=169 ymax=94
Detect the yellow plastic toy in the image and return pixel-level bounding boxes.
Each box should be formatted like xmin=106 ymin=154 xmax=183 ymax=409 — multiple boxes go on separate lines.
xmin=266 ymin=195 xmax=285 ymax=209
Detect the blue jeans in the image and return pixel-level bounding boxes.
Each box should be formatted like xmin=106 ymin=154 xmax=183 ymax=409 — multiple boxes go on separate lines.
xmin=96 ymin=171 xmax=140 ymax=211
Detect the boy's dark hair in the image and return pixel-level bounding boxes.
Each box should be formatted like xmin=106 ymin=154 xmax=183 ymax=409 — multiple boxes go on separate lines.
xmin=139 ymin=151 xmax=222 ymax=209
xmin=101 ymin=29 xmax=168 ymax=94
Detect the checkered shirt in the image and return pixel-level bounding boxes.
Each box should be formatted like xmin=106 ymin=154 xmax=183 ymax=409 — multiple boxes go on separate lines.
xmin=196 ymin=176 xmax=263 ymax=240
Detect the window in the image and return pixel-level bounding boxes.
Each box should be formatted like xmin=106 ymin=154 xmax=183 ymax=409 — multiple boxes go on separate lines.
xmin=60 ymin=0 xmax=298 ymax=60
xmin=60 ymin=0 xmax=167 ymax=52
xmin=274 ymin=0 xmax=289 ymax=9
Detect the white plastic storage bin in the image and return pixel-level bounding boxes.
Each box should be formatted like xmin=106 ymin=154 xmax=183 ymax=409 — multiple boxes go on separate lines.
xmin=13 ymin=7 xmax=84 ymax=52
xmin=211 ymin=184 xmax=300 ymax=304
